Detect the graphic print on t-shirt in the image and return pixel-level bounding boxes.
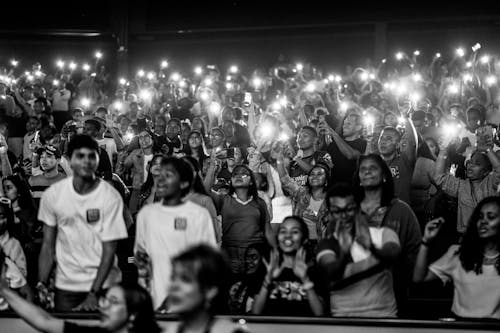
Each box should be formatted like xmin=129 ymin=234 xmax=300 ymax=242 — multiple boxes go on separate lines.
xmin=86 ymin=209 xmax=100 ymax=224
xmin=174 ymin=217 xmax=187 ymax=230
xmin=390 ymin=166 xmax=400 ymax=179
xmin=269 ymin=281 xmax=307 ymax=301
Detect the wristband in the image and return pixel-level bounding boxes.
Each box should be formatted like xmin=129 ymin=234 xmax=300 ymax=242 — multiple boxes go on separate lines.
xmin=421 ymin=239 xmax=430 ymax=247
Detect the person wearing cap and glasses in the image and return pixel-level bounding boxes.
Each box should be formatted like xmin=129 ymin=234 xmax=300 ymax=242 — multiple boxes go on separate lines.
xmin=28 ymin=145 xmax=66 ymax=206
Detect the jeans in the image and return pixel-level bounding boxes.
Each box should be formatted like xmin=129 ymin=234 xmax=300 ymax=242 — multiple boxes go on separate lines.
xmin=54 ymin=289 xmax=89 ymax=312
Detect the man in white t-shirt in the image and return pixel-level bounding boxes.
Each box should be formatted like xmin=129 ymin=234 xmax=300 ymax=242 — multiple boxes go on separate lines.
xmin=38 ymin=135 xmax=128 ymax=311
xmin=134 ymin=157 xmax=216 ymax=310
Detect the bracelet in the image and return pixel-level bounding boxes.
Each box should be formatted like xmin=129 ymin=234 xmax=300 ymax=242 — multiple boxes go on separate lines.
xmin=421 ymin=239 xmax=430 ymax=247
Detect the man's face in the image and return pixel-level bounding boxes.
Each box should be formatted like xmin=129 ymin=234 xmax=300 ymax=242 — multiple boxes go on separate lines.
xmin=297 ymin=129 xmax=315 ymax=150
xmin=467 ymin=111 xmax=481 ymax=131
xmin=70 ymin=147 xmax=99 ymax=179
xmin=40 ymin=152 xmax=58 ymax=172
xmin=342 ymin=115 xmax=361 ymax=137
xmin=34 ymin=101 xmax=44 ymax=114
xmin=154 ymin=121 xmax=166 ymax=136
xmin=466 ymin=153 xmax=490 ymax=181
xmin=138 ymin=131 xmax=153 ymax=149
xmin=166 ymin=122 xmax=181 ymax=140
xmin=223 ymin=121 xmax=235 ymax=138
xmin=378 ymin=129 xmax=399 ymax=156
xmin=328 ymin=195 xmax=357 ymax=229
xmin=83 ymin=123 xmax=99 ymax=138
xmin=26 ymin=118 xmax=39 ymax=133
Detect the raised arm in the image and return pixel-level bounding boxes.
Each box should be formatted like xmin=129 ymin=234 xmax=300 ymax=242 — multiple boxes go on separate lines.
xmin=413 ymin=218 xmax=444 ymax=283
xmin=319 ymin=121 xmax=360 ymax=159
xmin=402 ymin=117 xmax=418 ymax=166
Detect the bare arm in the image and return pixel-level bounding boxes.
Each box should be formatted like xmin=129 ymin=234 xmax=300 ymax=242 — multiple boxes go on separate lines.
xmin=320 ymin=123 xmax=360 ymax=159
xmin=403 ymin=117 xmax=418 ymax=166
xmin=0 ymin=286 xmax=63 ymax=333
xmin=38 ymin=225 xmax=57 ymax=285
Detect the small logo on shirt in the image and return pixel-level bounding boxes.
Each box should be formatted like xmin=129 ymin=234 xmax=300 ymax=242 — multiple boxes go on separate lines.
xmin=390 ymin=166 xmax=400 ymax=179
xmin=174 ymin=217 xmax=187 ymax=230
xmin=86 ymin=209 xmax=100 ymax=224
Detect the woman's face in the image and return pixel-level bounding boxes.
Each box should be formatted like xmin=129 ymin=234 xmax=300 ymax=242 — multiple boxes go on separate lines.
xmin=308 ymin=166 xmax=327 ymax=188
xmin=425 ymin=138 xmax=438 ymax=157
xmin=3 ymin=180 xmax=18 ymax=202
xmin=188 ymin=133 xmax=202 ymax=149
xmin=168 ymin=263 xmax=206 ymax=314
xmin=359 ymin=158 xmax=384 ymax=188
xmin=231 ymin=166 xmax=252 ymax=189
xmin=210 ymin=131 xmax=224 ymax=148
xmin=277 ymin=218 xmax=305 ymax=253
xmin=477 ymin=202 xmax=500 ymax=239
xmin=98 ymin=286 xmax=128 ymax=331
xmin=384 ymin=113 xmax=397 ymax=127
xmin=150 ymin=156 xmax=163 ymax=178
xmin=192 ymin=118 xmax=203 ymax=131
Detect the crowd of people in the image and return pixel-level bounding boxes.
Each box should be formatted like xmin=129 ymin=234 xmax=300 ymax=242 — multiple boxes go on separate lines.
xmin=0 ymin=43 xmax=499 ymax=331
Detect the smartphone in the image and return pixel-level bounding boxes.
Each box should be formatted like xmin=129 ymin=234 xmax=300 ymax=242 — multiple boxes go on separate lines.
xmin=243 ymin=92 xmax=252 ymax=107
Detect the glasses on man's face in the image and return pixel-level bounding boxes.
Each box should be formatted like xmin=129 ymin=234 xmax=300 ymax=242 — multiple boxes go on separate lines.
xmin=330 ymin=205 xmax=357 ymax=216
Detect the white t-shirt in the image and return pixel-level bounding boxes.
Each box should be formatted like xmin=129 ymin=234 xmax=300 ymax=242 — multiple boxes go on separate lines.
xmin=135 ymin=201 xmax=217 ymax=309
xmin=143 ymin=154 xmax=154 ymax=182
xmin=97 ymin=138 xmax=118 ymax=168
xmin=52 ymin=89 xmax=71 ymax=111
xmin=38 ymin=177 xmax=128 ymax=292
xmin=430 ymin=245 xmax=500 ymax=319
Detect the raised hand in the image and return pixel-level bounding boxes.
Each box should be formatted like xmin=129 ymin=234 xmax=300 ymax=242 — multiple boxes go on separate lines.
xmin=293 ymin=247 xmax=309 ymax=282
xmin=263 ymin=249 xmax=284 ymax=281
xmin=423 ymin=217 xmax=445 ymax=244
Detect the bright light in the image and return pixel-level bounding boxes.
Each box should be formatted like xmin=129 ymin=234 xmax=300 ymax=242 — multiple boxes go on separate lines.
xmin=335 ymin=75 xmax=342 ymax=83
xmin=340 ymin=102 xmax=349 ymax=112
xmin=52 ymin=80 xmax=59 ymax=86
xmin=119 ymin=78 xmax=127 ymax=85
xmin=369 ymin=73 xmax=376 ymax=80
xmin=278 ymin=132 xmax=289 ymax=142
xmin=139 ymin=89 xmax=152 ymax=100
xmin=24 ymin=71 xmax=30 ymax=76
xmin=463 ymin=73 xmax=473 ymax=83
xmin=486 ymin=75 xmax=497 ymax=86
xmin=200 ymin=91 xmax=210 ymax=101
xmin=209 ymin=102 xmax=221 ymax=115
xmin=225 ymin=83 xmax=233 ymax=90
xmin=68 ymin=62 xmax=76 ymax=70
xmin=381 ymin=58 xmax=387 ymax=64
xmin=147 ymin=72 xmax=155 ymax=80
xmin=466 ymin=61 xmax=472 ymax=68
xmin=413 ymin=73 xmax=422 ymax=82
xmin=328 ymin=75 xmax=334 ymax=82
xmin=259 ymin=122 xmax=274 ymax=138
xmin=95 ymin=51 xmax=103 ymax=59
xmin=27 ymin=75 xmax=34 ymax=81
xmin=398 ymin=116 xmax=406 ymax=124
xmin=179 ymin=81 xmax=187 ymax=88
xmin=413 ymin=50 xmax=420 ymax=56
xmin=442 ymin=123 xmax=459 ymax=137
xmin=435 ymin=53 xmax=441 ymax=58
xmin=34 ymin=71 xmax=42 ymax=77
xmin=383 ymin=82 xmax=390 ymax=89
xmin=113 ymin=101 xmax=123 ymax=110
xmin=360 ymin=72 xmax=369 ymax=81
xmin=306 ymin=82 xmax=316 ymax=92
xmin=171 ymin=72 xmax=181 ymax=81
xmin=81 ymin=98 xmax=91 ymax=108
xmin=204 ymin=78 xmax=213 ymax=86
xmin=296 ymin=63 xmax=304 ymax=71
xmin=161 ymin=60 xmax=169 ymax=69
xmin=456 ymin=48 xmax=465 ymax=57
xmin=124 ymin=132 xmax=134 ymax=142
xmin=396 ymin=84 xmax=408 ymax=95
xmin=137 ymin=69 xmax=145 ymax=77
xmin=272 ymin=102 xmax=281 ymax=110
xmin=395 ymin=52 xmax=404 ymax=60
xmin=410 ymin=93 xmax=421 ymax=103
xmin=82 ymin=63 xmax=90 ymax=71
xmin=279 ymin=97 xmax=288 ymax=107
xmin=252 ymin=77 xmax=262 ymax=88
xmin=10 ymin=59 xmax=18 ymax=67
xmin=472 ymin=43 xmax=481 ymax=52
xmin=56 ymin=60 xmax=65 ymax=69
xmin=448 ymin=84 xmax=459 ymax=94
xmin=480 ymin=55 xmax=490 ymax=64
xmin=194 ymin=66 xmax=203 ymax=75
xmin=363 ymin=114 xmax=375 ymax=126
xmin=229 ymin=65 xmax=238 ymax=74
xmin=226 ymin=75 xmax=231 ymax=81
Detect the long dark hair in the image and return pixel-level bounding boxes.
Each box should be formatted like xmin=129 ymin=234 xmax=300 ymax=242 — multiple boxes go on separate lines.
xmin=459 ymin=196 xmax=500 ymax=274
xmin=228 ymin=164 xmax=259 ymax=199
xmin=353 ymin=154 xmax=395 ymax=207
xmin=117 ymin=283 xmax=161 ymax=333
xmin=172 ymin=245 xmax=231 ymax=315
xmin=140 ymin=154 xmax=165 ymax=193
xmin=2 ymin=175 xmax=37 ymax=212
xmin=182 ymin=156 xmax=208 ymax=196
xmin=305 ymin=162 xmax=331 ymax=194
xmin=183 ymin=130 xmax=209 ymax=169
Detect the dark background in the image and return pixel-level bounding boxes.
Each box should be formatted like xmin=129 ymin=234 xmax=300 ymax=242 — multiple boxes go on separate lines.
xmin=1 ymin=1 xmax=500 ymax=76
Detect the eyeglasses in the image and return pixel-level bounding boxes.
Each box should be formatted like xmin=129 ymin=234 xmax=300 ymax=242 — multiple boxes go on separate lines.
xmin=329 ymin=205 xmax=357 ymax=215
xmin=98 ymin=295 xmax=124 ymax=308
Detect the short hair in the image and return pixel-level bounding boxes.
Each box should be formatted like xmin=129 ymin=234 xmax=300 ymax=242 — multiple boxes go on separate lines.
xmin=96 ymin=107 xmax=108 ymax=115
xmin=300 ymin=125 xmax=318 ymax=137
xmin=68 ymin=135 xmax=99 ymax=157
xmin=161 ymin=157 xmax=194 ymax=196
xmin=380 ymin=126 xmax=401 ymax=141
xmin=168 ymin=118 xmax=182 ymax=128
xmin=326 ymin=183 xmax=355 ymax=209
xmin=84 ymin=119 xmax=102 ymax=132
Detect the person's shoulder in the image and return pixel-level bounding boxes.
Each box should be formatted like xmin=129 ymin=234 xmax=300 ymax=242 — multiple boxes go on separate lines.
xmin=44 ymin=176 xmax=71 ymax=193
xmin=389 ymin=198 xmax=413 ymax=212
xmin=99 ymin=179 xmax=124 ymax=201
xmin=185 ymin=200 xmax=211 ymax=214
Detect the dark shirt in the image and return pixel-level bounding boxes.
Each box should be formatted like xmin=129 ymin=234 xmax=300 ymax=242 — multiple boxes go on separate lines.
xmin=289 ymin=151 xmax=332 ymax=187
xmin=326 ymin=138 xmax=367 ymax=184
xmin=97 ymin=147 xmax=112 ymax=181
xmin=170 ymin=107 xmax=192 ymax=121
